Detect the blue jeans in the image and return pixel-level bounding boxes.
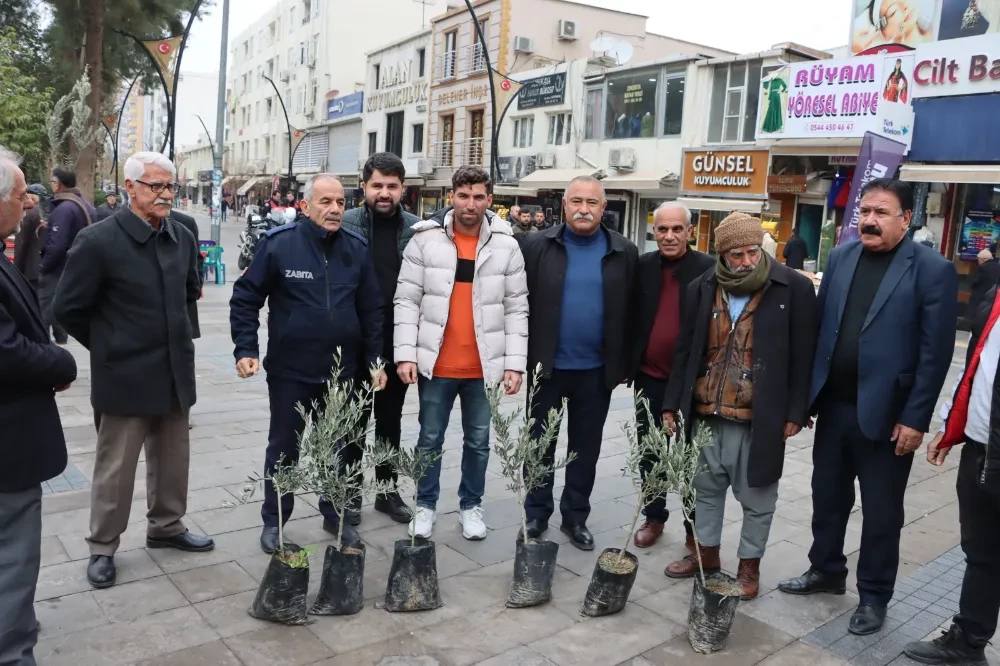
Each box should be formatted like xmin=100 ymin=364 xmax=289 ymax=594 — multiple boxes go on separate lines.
xmin=415 ymin=376 xmax=491 ymax=511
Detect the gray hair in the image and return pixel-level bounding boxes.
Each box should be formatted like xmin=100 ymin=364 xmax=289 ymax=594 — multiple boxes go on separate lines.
xmin=564 ymin=175 xmax=606 ymax=201
xmin=124 ymin=152 xmax=176 ymax=182
xmin=303 ymin=173 xmax=341 ymax=201
xmin=0 ymin=144 xmax=24 ymax=200
xmin=654 ymin=201 xmax=693 ymax=225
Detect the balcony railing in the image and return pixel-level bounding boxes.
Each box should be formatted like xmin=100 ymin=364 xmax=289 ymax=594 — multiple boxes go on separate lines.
xmin=466 ymin=43 xmax=487 ymax=74
xmin=433 ymin=50 xmax=458 ymax=82
xmin=433 ymin=45 xmax=489 ymax=82
xmin=430 ymin=137 xmax=491 ymax=169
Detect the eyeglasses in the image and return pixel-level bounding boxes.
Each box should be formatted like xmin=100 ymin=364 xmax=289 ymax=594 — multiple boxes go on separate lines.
xmin=726 ymin=246 xmax=761 ymax=261
xmin=858 ymin=206 xmax=903 ymax=220
xmin=135 ymin=180 xmax=180 ymax=195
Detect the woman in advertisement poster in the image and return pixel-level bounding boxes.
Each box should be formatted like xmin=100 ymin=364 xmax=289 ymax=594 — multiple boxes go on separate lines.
xmin=882 ymin=58 xmax=909 ymax=103
xmin=760 ymin=70 xmax=788 ymax=134
xmin=939 ymin=0 xmax=1000 ymax=39
xmin=851 ymin=0 xmax=938 ymax=54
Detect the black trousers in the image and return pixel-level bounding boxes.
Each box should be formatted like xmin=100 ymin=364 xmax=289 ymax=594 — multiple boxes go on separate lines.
xmin=808 ymin=400 xmax=914 ymax=606
xmin=38 ymin=272 xmax=67 ymax=344
xmin=341 ymin=362 xmax=409 ymax=489
xmin=262 ymin=378 xmax=338 ymax=527
xmin=954 ymin=441 xmax=1000 ymax=647
xmin=634 ymin=372 xmax=670 ymax=523
xmin=524 ymin=368 xmax=612 ymax=526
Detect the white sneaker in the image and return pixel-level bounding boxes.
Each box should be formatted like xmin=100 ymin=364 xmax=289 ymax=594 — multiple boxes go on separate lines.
xmin=408 ymin=506 xmax=436 ymax=539
xmin=459 ymin=506 xmax=487 ymax=540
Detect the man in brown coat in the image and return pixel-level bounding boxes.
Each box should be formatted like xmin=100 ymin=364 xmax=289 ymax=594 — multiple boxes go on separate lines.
xmin=661 ymin=212 xmax=817 ymax=600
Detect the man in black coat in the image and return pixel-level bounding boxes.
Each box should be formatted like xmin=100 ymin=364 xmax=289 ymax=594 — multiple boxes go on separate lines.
xmin=13 ymin=184 xmax=48 ymax=290
xmin=662 ymin=212 xmax=817 ymax=601
xmin=783 ymin=226 xmax=809 ymax=270
xmin=53 ymin=152 xmax=214 ymax=590
xmin=628 ymin=202 xmax=713 ymax=549
xmin=169 ymin=209 xmax=203 ymax=340
xmin=95 ymin=191 xmax=121 ymax=221
xmin=0 ymin=146 xmax=77 ymax=665
xmin=779 ymin=179 xmax=957 ymax=636
xmin=519 ymin=176 xmax=639 ymax=551
xmin=968 ymin=249 xmax=1000 ymax=322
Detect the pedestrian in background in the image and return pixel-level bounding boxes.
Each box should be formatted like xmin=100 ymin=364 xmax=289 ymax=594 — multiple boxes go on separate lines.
xmin=341 ymin=152 xmax=421 ymax=525
xmin=512 ymin=209 xmax=535 ymax=236
xmin=394 ymin=165 xmax=528 ymax=541
xmin=519 ymin=175 xmax=639 ymax=551
xmin=95 ymin=191 xmax=120 ymax=221
xmin=967 ymin=248 xmax=1000 ymax=322
xmin=13 ymin=184 xmax=48 ymax=291
xmin=0 ymin=145 xmax=77 ymax=666
xmin=780 ymin=179 xmax=958 ymax=636
xmin=39 ymin=166 xmax=94 ymax=345
xmin=533 ymin=208 xmax=551 ymax=231
xmin=783 ymin=226 xmax=808 ymax=270
xmin=53 ymin=152 xmax=211 ymax=590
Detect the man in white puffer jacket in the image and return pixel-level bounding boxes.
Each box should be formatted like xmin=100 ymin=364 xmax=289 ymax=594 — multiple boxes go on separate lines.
xmin=394 ymin=165 xmax=529 ymax=540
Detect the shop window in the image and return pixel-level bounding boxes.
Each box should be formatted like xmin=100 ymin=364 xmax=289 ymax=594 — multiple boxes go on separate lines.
xmin=417 ymin=48 xmax=426 ymax=78
xmin=412 ymin=123 xmax=424 ymax=154
xmin=385 ymin=111 xmax=404 ymax=157
xmin=662 ymin=76 xmax=684 ymax=136
xmin=707 ymin=60 xmax=762 ymax=144
xmin=585 ymin=88 xmax=603 ymax=140
xmin=547 ymin=113 xmax=572 ymax=146
xmin=605 ymin=70 xmax=658 ymax=139
xmin=368 ymin=132 xmax=377 ymax=156
xmin=374 ymin=63 xmax=381 ymax=89
xmin=513 ymin=117 xmax=534 ymax=148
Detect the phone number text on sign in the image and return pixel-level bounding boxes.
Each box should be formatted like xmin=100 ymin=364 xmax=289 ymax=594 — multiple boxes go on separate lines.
xmin=808 ymin=122 xmax=856 ymax=133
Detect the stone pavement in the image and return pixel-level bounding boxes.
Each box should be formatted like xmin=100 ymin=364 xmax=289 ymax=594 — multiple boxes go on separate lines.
xmin=33 ymin=263 xmax=995 ymax=665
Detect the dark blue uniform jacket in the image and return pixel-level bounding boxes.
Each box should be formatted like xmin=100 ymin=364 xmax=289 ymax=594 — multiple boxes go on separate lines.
xmin=230 ymin=218 xmax=383 ymax=383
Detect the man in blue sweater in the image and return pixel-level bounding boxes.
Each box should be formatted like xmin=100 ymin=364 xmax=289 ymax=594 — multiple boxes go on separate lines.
xmin=519 ymin=176 xmax=639 ymax=549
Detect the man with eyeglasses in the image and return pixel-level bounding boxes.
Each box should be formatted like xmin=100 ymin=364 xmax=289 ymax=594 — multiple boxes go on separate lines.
xmin=53 ymin=152 xmax=212 ymax=590
xmin=780 ymin=179 xmax=958 ymax=637
xmin=661 ymin=212 xmax=817 ymax=601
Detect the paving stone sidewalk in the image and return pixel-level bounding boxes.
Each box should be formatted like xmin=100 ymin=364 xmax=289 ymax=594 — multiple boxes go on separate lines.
xmin=33 ymin=281 xmax=994 ymax=666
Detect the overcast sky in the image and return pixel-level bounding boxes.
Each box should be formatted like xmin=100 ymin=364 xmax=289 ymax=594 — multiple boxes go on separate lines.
xmin=181 ymin=0 xmax=853 ymax=75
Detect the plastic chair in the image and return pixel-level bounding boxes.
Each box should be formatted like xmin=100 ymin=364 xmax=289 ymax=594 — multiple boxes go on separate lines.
xmin=203 ymin=246 xmax=226 ymax=285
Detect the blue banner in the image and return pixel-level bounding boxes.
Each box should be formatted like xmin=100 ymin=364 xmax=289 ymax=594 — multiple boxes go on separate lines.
xmin=327 ymin=91 xmax=364 ymax=121
xmin=837 ymin=131 xmax=908 ymax=246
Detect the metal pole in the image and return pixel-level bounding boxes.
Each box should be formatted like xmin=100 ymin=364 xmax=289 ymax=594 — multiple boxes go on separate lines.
xmin=464 ymin=0 xmax=498 ymax=182
xmin=211 ymin=0 xmax=228 ymax=244
xmin=263 ymin=75 xmax=294 ymax=186
xmin=112 ymin=30 xmax=173 ymax=156
xmin=113 ymin=78 xmax=137 ymax=194
xmin=169 ymin=0 xmax=206 ymax=162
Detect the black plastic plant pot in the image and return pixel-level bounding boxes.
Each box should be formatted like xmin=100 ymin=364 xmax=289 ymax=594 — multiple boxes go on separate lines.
xmin=384 ymin=539 xmax=442 ymax=612
xmin=248 ymin=544 xmax=310 ymax=625
xmin=580 ymin=548 xmax=639 ymax=617
xmin=507 ymin=537 xmax=559 ymax=608
xmin=687 ymin=571 xmax=742 ymax=654
xmin=309 ymin=542 xmax=366 ymax=616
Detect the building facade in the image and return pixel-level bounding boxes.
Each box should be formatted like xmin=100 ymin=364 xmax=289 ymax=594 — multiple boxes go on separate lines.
xmin=175 ymin=140 xmax=216 ymax=210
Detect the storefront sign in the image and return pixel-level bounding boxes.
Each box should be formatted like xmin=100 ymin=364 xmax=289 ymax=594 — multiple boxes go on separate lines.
xmin=517 ymin=73 xmax=566 ymax=110
xmin=436 ymin=84 xmax=490 ymax=108
xmin=829 ymin=155 xmax=858 ymax=165
xmin=680 ymin=148 xmax=770 ymax=199
xmin=366 ymin=57 xmax=429 ymax=111
xmin=198 ymin=169 xmax=213 ymax=184
xmin=497 ymin=155 xmax=537 ymax=185
xmin=755 ymin=54 xmax=914 ymax=141
xmin=327 ymin=91 xmax=364 ymax=121
xmin=838 ymin=131 xmax=908 ymax=246
xmin=767 ymin=175 xmax=808 ymax=194
xmin=910 ymin=92 xmax=1000 ymax=162
xmin=958 ymin=211 xmax=1000 ymax=261
xmin=913 ymin=33 xmax=1000 ymax=98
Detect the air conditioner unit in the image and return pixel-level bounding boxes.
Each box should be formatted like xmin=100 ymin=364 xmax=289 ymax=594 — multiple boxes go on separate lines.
xmin=608 ymin=147 xmax=636 ymax=172
xmin=417 ymin=158 xmax=434 ymax=175
xmin=278 ymin=71 xmax=290 ymax=82
xmin=307 ymin=55 xmax=316 ymax=68
xmin=557 ymin=19 xmax=578 ymax=40
xmin=514 ymin=36 xmax=535 ymax=53
xmin=536 ymin=151 xmax=556 ymax=169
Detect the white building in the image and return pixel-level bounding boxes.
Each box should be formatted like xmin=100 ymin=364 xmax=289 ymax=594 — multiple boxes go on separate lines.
xmin=360 ymin=29 xmax=432 ymax=211
xmin=175 ymin=137 xmax=216 ymax=209
xmin=172 ymin=71 xmax=222 ymax=148
xmin=225 ymin=0 xmax=445 ymax=201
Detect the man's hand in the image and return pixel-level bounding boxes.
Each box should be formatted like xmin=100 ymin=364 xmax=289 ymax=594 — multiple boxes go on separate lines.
xmin=503 ymin=371 xmax=523 ymax=396
xmin=662 ymin=411 xmax=677 ymax=433
xmin=397 ymin=362 xmax=418 ymax=385
xmin=55 ymin=384 xmax=71 ymax=392
xmin=372 ymin=369 xmax=388 ymax=391
xmin=925 ymin=432 xmax=950 ymax=466
xmin=892 ymin=423 xmax=924 ymax=456
xmin=783 ymin=422 xmax=803 ymax=440
xmin=236 ymin=357 xmax=259 ymax=378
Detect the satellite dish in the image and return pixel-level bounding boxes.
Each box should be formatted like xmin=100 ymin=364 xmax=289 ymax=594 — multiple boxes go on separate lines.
xmin=589 ymin=35 xmax=634 ymax=66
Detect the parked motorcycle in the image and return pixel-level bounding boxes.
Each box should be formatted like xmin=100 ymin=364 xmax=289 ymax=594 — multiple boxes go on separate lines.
xmin=238 ymin=214 xmax=269 ymax=270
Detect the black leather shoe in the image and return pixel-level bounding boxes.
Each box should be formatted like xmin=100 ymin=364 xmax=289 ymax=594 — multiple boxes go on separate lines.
xmin=260 ymin=526 xmax=279 ymax=554
xmin=344 ymin=497 xmax=362 ymax=526
xmin=778 ymin=569 xmax=847 ymax=595
xmin=374 ymin=492 xmax=413 ymax=524
xmin=904 ymin=625 xmax=988 ymax=665
xmin=146 ymin=530 xmax=215 ymax=552
xmin=87 ymin=555 xmax=116 ymax=589
xmin=849 ymin=604 xmax=887 ymax=636
xmin=560 ymin=523 xmax=595 ymax=551
xmin=323 ymin=519 xmax=361 ymax=546
xmin=520 ymin=519 xmax=548 ymax=540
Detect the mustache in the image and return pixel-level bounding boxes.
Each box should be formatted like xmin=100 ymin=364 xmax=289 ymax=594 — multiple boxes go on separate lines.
xmin=860 ymin=224 xmax=882 ymax=236
xmin=154 ymin=199 xmax=172 ymax=206
xmin=324 ymin=214 xmax=342 ymax=222
xmin=733 ymin=265 xmax=754 ymax=274
xmin=572 ymin=212 xmax=595 ymax=221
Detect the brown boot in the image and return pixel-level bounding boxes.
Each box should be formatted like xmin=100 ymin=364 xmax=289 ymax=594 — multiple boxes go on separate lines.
xmin=633 ymin=520 xmax=664 ymax=548
xmin=737 ymin=558 xmax=761 ymax=600
xmin=664 ymin=544 xmax=720 ymax=579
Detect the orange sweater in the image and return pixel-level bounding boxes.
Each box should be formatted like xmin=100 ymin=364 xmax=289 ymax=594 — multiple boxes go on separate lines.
xmin=433 ymin=230 xmax=483 ymax=379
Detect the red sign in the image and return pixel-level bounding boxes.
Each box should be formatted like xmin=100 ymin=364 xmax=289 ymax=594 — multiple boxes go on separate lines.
xmin=157 ymin=41 xmax=172 ymax=55
xmin=271 ymin=175 xmax=281 ymax=192
xmin=500 ymin=79 xmax=511 ymax=91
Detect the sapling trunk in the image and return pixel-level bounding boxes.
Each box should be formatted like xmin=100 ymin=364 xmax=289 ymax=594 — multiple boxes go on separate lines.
xmin=337 ymin=506 xmax=344 ymax=546
xmin=517 ymin=468 xmax=529 ymax=545
xmin=681 ymin=505 xmax=706 ymax=584
xmin=617 ymin=489 xmax=645 ymax=567
xmin=277 ymin=494 xmax=285 ymax=555
xmin=411 ymin=487 xmax=418 ymax=548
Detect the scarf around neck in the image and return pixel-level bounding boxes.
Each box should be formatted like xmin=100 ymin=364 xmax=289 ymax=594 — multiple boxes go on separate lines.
xmin=715 ymin=251 xmax=770 ymax=296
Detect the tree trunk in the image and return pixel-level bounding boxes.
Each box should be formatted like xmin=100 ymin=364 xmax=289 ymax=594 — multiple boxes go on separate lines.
xmin=75 ymin=0 xmax=104 ymax=203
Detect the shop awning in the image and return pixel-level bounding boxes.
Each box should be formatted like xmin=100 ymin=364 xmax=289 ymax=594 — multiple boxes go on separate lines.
xmin=599 ymin=172 xmax=677 ymax=191
xmin=676 ymin=197 xmax=765 ymax=214
xmin=221 ymin=176 xmax=236 ymax=187
xmin=900 ymin=164 xmax=1000 ymax=184
xmin=404 ymin=177 xmax=425 ymax=187
xmin=494 ymin=186 xmax=538 ymax=197
xmin=519 ymin=168 xmax=601 ymax=190
xmin=237 ymin=176 xmax=264 ymax=196
xmin=762 ymin=139 xmax=862 ymax=157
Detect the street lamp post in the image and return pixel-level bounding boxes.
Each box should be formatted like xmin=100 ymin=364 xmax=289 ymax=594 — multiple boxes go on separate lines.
xmin=210 ymin=0 xmax=230 ymax=244
xmin=464 ymin=0 xmax=498 ymax=182
xmin=262 ymin=75 xmax=294 ymax=187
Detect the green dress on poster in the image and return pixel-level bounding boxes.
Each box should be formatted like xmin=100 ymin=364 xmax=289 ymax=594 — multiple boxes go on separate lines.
xmin=761 ymin=78 xmax=787 ymax=134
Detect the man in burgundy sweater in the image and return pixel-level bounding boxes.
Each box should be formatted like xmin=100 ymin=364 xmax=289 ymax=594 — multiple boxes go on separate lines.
xmin=628 ymin=202 xmax=713 ymax=548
